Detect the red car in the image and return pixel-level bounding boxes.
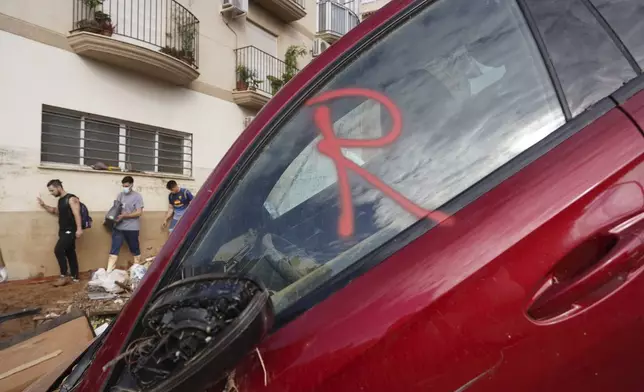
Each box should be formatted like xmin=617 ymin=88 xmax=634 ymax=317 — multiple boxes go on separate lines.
xmin=36 ymin=0 xmax=644 ymax=391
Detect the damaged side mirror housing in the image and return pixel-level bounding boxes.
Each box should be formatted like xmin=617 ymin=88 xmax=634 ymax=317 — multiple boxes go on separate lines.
xmin=116 ymin=274 xmax=273 ymax=392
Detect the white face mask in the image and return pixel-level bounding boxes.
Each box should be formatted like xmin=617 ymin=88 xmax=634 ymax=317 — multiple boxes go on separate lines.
xmin=122 ymin=186 xmax=131 ymax=194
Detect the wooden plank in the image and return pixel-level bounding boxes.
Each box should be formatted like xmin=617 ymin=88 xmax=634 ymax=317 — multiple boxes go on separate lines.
xmin=0 ymin=308 xmax=89 ymax=351
xmin=0 ymin=350 xmax=62 ymax=381
xmin=0 ymin=316 xmax=94 ymax=392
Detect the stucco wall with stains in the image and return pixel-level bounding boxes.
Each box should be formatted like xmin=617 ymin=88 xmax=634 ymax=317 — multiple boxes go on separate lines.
xmin=0 ymin=31 xmax=240 ymax=280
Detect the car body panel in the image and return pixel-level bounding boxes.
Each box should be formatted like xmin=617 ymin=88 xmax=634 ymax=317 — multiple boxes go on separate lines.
xmin=228 ymin=108 xmax=644 ymax=392
xmin=622 ymin=87 xmax=644 ymax=129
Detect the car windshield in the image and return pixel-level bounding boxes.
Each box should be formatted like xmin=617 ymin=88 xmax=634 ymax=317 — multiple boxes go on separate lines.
xmin=171 ymin=0 xmax=564 ymax=316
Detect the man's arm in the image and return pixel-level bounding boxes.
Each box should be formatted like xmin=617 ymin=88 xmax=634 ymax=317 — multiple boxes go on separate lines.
xmin=162 ymin=204 xmax=174 ymax=228
xmin=117 ymin=195 xmax=144 ymax=220
xmin=119 ymin=208 xmax=143 ymax=219
xmin=69 ymin=197 xmax=82 ymax=237
xmin=37 ymin=197 xmax=58 ymax=215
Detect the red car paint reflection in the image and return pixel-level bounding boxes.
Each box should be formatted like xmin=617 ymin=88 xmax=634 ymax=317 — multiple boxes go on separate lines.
xmin=307 ymin=88 xmax=452 ymax=237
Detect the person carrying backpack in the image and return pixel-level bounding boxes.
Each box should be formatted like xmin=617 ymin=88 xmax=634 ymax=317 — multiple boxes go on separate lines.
xmin=162 ymin=180 xmax=194 ymax=234
xmin=37 ymin=179 xmax=93 ymax=287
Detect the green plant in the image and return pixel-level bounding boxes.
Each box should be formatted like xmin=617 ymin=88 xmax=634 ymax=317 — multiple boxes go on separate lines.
xmin=282 ymin=45 xmax=306 ymax=84
xmin=169 ymin=12 xmax=197 ymax=64
xmin=249 ymin=76 xmax=263 ymax=90
xmin=269 ymin=45 xmax=306 ymax=94
xmin=236 ymin=65 xmax=262 ymax=90
xmin=83 ymin=0 xmax=104 ymax=9
xmin=76 ymin=0 xmax=113 ymax=35
xmin=76 ymin=18 xmax=101 ymax=32
xmin=94 ymin=10 xmax=111 ymax=23
xmin=267 ymin=75 xmax=284 ymax=95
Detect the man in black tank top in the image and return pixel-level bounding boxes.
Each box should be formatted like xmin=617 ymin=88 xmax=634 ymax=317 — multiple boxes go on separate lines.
xmin=37 ymin=179 xmax=83 ymax=287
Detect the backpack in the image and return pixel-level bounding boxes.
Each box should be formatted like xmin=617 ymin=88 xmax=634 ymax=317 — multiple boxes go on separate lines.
xmin=79 ymin=202 xmax=93 ymax=229
xmin=66 ymin=194 xmax=93 ymax=230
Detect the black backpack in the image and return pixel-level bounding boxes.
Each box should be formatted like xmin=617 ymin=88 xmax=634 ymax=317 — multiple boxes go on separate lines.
xmin=66 ymin=194 xmax=93 ymax=230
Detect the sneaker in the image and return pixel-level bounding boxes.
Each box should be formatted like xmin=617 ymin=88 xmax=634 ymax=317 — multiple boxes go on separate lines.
xmin=53 ymin=276 xmax=71 ymax=287
xmin=72 ymin=278 xmax=80 ymax=283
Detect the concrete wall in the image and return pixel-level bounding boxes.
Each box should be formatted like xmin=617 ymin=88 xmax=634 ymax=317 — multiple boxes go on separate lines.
xmin=0 ymin=30 xmax=232 ymax=279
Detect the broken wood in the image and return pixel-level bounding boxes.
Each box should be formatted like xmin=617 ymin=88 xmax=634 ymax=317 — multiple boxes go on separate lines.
xmin=0 ymin=350 xmax=62 ymax=381
xmin=0 ymin=308 xmax=41 ymax=325
xmin=115 ymin=281 xmax=132 ymax=292
xmin=0 ymin=309 xmax=88 ymax=351
xmin=0 ymin=315 xmax=93 ymax=392
xmin=87 ymin=309 xmax=121 ymax=318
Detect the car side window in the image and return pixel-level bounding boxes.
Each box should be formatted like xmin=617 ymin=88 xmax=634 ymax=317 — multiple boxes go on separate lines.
xmin=177 ymin=0 xmax=565 ymax=317
xmin=589 ymin=0 xmax=644 ymax=70
xmin=524 ymin=0 xmax=638 ymax=116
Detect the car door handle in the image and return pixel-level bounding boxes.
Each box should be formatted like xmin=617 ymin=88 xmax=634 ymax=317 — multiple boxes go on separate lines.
xmin=527 ymin=214 xmax=644 ymax=322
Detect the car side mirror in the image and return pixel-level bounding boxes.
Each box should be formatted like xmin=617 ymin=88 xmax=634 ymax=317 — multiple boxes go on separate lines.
xmin=123 ymin=274 xmax=273 ymax=392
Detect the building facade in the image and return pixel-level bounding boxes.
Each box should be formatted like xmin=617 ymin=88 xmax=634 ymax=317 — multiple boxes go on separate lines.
xmin=359 ymin=0 xmax=387 ymax=20
xmin=0 ymin=0 xmax=356 ymax=280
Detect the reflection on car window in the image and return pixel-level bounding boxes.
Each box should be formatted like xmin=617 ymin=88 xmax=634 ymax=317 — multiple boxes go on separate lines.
xmin=590 ymin=0 xmax=644 ymax=70
xmin=265 ymin=100 xmax=382 ymax=219
xmin=525 ymin=0 xmax=637 ymax=116
xmin=176 ymin=0 xmax=564 ymax=316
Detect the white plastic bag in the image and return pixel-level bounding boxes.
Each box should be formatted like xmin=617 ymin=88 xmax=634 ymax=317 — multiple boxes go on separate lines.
xmin=129 ymin=264 xmax=147 ymax=291
xmin=88 ymin=268 xmax=128 ymax=293
xmin=0 ymin=267 xmax=7 ymax=283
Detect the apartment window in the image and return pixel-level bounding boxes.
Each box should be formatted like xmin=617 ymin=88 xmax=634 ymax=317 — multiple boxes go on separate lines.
xmin=41 ymin=107 xmax=192 ymax=176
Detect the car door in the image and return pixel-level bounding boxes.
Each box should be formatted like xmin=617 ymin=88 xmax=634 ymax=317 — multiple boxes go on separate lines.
xmin=214 ymin=0 xmax=644 ymax=391
xmin=76 ymin=0 xmax=644 ymax=391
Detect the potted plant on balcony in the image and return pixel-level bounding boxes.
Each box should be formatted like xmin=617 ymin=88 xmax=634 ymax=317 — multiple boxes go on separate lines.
xmin=160 ymin=46 xmax=180 ymax=58
xmin=177 ymin=22 xmax=197 ymax=65
xmin=236 ymin=65 xmax=261 ymax=91
xmin=94 ymin=10 xmax=115 ymax=36
xmin=76 ymin=0 xmax=114 ymax=36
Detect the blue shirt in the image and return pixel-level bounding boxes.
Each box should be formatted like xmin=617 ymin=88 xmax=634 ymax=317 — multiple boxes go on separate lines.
xmin=169 ymin=188 xmax=193 ymax=220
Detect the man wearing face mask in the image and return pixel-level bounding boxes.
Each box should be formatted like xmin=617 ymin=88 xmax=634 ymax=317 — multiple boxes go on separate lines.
xmin=106 ymin=176 xmax=144 ymax=272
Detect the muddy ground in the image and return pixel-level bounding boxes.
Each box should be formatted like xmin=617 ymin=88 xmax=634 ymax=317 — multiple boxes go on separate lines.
xmin=0 ymin=273 xmax=127 ymax=340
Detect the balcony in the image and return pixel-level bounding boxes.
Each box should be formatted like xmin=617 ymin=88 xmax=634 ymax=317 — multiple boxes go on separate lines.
xmin=256 ymin=0 xmax=306 ymax=23
xmin=317 ymin=0 xmax=359 ymax=43
xmin=67 ymin=0 xmax=200 ymax=86
xmin=233 ymin=46 xmax=290 ymax=109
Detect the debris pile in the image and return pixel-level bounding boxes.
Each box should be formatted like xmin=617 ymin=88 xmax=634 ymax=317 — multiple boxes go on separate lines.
xmin=6 ymin=264 xmax=151 ymax=337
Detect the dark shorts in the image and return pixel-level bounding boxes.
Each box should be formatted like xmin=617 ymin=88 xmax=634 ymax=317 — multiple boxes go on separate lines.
xmin=110 ymin=229 xmax=140 ymax=256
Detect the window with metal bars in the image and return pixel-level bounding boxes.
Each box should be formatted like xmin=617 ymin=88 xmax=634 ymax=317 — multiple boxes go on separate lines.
xmin=40 ymin=106 xmax=193 ymax=176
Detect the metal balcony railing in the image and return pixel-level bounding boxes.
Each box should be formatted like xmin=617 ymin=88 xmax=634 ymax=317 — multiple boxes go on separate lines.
xmin=235 ymin=46 xmax=291 ymax=96
xmin=318 ymin=0 xmax=359 ymax=37
xmin=71 ymin=0 xmax=200 ymax=68
xmin=291 ymin=0 xmax=306 ymax=9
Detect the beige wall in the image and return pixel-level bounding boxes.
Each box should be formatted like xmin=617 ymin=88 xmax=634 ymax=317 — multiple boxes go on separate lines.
xmin=0 ymin=212 xmax=168 ymax=279
xmin=0 ymin=0 xmax=315 ymax=95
